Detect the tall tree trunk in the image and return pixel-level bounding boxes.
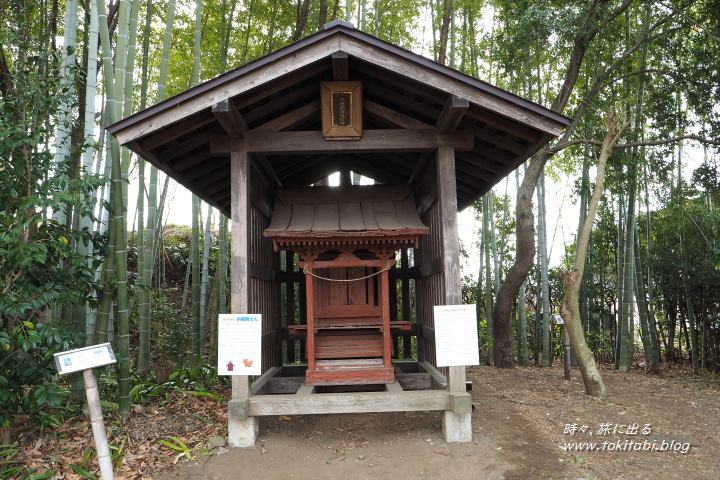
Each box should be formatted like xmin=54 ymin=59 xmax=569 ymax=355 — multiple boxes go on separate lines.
xmin=436 ymin=0 xmax=452 ymax=64
xmin=537 ymin=171 xmax=551 ymax=367
xmin=618 ymin=182 xmax=636 ymax=372
xmin=319 ymin=0 xmax=328 ymax=28
xmin=492 ymin=0 xmax=634 ymax=369
xmin=293 ymin=0 xmax=311 ymax=41
xmin=241 ymin=0 xmax=256 ymax=64
xmin=634 ymin=225 xmax=657 ymax=372
xmin=515 ymin=170 xmax=529 ymax=366
xmin=200 ymin=204 xmax=213 ymax=354
xmin=483 ymin=195 xmax=494 ymax=364
xmin=191 ymin=196 xmax=202 ymax=358
xmin=679 ymin=231 xmax=698 ymax=374
xmin=559 ymin=113 xmax=628 ymax=398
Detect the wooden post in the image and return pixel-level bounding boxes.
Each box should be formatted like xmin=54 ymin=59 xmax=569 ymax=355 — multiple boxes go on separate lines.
xmin=380 ymin=266 xmax=392 ymax=368
xmin=401 ymin=248 xmax=412 ymax=359
xmin=228 ymin=147 xmax=259 ymax=447
xmin=83 ymin=369 xmax=114 ymax=480
xmin=285 ymin=252 xmax=296 ymax=363
xmin=563 ymin=325 xmax=571 ymax=380
xmin=305 ymin=261 xmax=316 ymax=373
xmin=436 ymin=146 xmax=472 ymax=442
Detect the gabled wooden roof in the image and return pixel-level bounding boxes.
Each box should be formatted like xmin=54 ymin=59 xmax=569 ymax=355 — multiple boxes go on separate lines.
xmin=264 ymin=185 xmax=429 ymax=238
xmin=107 ymin=20 xmax=570 ymax=216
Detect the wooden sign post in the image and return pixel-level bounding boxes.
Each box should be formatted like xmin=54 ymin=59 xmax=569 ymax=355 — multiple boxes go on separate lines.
xmin=552 ymin=314 xmax=571 ymax=380
xmin=54 ymin=344 xmax=116 ymax=480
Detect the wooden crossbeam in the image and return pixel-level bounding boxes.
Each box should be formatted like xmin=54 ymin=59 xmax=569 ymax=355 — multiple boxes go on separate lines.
xmin=212 ymin=99 xmax=248 ymax=139
xmin=211 ymin=129 xmax=475 ymax=155
xmin=436 ymin=95 xmax=469 ymax=134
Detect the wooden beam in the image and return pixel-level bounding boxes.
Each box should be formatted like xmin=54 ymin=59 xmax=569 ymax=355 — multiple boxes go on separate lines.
xmin=454 ymin=155 xmax=496 ymax=182
xmin=251 ymin=100 xmax=321 ymax=133
xmin=353 ymin=153 xmax=413 ymax=178
xmin=363 ymin=100 xmax=435 ymax=130
xmin=274 ymin=154 xmax=333 ymax=178
xmin=248 ymin=390 xmax=450 ymax=416
xmin=416 ymin=185 xmax=437 ymax=217
xmin=211 ymin=129 xmax=475 ymax=155
xmin=282 ymin=158 xmax=343 ymax=187
xmin=165 ymin=133 xmax=212 ymax=166
xmin=183 ymin=156 xmax=229 ymax=182
xmin=253 ymin=154 xmax=282 ymax=187
xmin=394 ymin=373 xmax=431 ymax=391
xmin=409 ymin=152 xmax=432 ymax=186
xmin=466 ymin=105 xmax=543 ymax=143
xmin=242 ymin=83 xmax=318 ymax=124
xmin=249 ymin=261 xmax=276 ymax=283
xmin=364 ymin=82 xmax=440 ymax=120
xmin=354 ymin=61 xmax=448 ymax=105
xmin=250 ymin=366 xmax=282 ymax=396
xmin=212 ymin=99 xmax=248 ymax=139
xmin=138 ymin=110 xmax=216 ymax=151
xmin=436 ymin=95 xmax=469 ymax=134
xmin=474 ymin=126 xmax=527 ymax=155
xmin=343 ymin=157 xmax=407 ymax=185
xmin=418 ymin=257 xmax=443 ymax=278
xmin=332 ymin=52 xmax=349 ymax=81
xmin=418 ymin=361 xmax=448 ymax=390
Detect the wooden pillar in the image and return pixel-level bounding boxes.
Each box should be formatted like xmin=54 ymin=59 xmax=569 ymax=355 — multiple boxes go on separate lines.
xmin=380 ymin=265 xmax=392 ymax=369
xmin=401 ymin=249 xmax=412 ymax=359
xmin=228 ymin=147 xmax=259 ymax=447
xmin=285 ymin=252 xmax=296 ymax=363
xmin=305 ymin=261 xmax=316 ymax=373
xmin=436 ymin=146 xmax=472 ymax=442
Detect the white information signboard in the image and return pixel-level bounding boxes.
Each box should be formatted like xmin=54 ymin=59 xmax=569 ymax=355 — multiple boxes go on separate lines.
xmin=217 ymin=314 xmax=262 ymax=375
xmin=434 ymin=305 xmax=480 ymax=367
xmin=53 ymin=343 xmax=116 ymax=375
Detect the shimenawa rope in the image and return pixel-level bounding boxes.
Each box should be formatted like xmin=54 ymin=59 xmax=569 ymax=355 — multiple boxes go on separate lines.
xmin=302 ymin=261 xmax=393 ymax=282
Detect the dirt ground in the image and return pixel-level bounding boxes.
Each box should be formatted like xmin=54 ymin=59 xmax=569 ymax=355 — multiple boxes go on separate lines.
xmin=150 ymin=364 xmax=719 ymax=480
xmin=15 ymin=364 xmax=720 ymax=480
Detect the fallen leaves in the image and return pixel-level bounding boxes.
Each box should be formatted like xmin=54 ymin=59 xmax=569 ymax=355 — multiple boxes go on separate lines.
xmin=7 ymin=387 xmax=231 ymax=479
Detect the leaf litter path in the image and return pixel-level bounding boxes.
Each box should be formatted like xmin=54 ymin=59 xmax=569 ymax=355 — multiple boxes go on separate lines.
xmin=16 ymin=365 xmax=720 ymax=480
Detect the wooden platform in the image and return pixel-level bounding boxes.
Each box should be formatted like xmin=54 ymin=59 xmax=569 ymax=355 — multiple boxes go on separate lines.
xmin=246 ymin=361 xmax=451 ymax=416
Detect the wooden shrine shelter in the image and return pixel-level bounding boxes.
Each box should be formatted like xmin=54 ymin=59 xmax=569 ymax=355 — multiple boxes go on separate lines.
xmin=108 ymin=20 xmax=569 ymax=446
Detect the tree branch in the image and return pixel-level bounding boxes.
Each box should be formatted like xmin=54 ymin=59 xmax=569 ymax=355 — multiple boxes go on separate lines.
xmin=551 ymin=134 xmax=720 ymax=153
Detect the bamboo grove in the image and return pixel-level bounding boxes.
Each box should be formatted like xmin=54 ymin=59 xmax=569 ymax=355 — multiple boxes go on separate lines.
xmin=1 ymin=0 xmax=719 ymax=432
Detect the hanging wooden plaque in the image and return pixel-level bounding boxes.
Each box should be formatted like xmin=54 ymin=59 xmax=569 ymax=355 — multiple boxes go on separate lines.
xmin=321 ymin=81 xmax=362 ymax=139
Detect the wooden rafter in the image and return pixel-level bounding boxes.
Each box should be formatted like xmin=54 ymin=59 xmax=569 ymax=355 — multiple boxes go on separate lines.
xmin=363 ymin=100 xmax=435 ymax=130
xmin=212 ymin=99 xmax=248 ymax=138
xmin=251 ymin=100 xmax=321 ymax=133
xmin=436 ymin=95 xmax=469 ymax=134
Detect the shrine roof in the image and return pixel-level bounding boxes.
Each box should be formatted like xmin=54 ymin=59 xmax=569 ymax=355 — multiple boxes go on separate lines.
xmin=107 ymin=21 xmax=570 ymax=216
xmin=264 ymin=185 xmax=429 ymax=238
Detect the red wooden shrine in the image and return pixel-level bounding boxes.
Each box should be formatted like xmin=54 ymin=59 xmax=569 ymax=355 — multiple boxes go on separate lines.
xmin=265 ymin=185 xmax=428 ymax=386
